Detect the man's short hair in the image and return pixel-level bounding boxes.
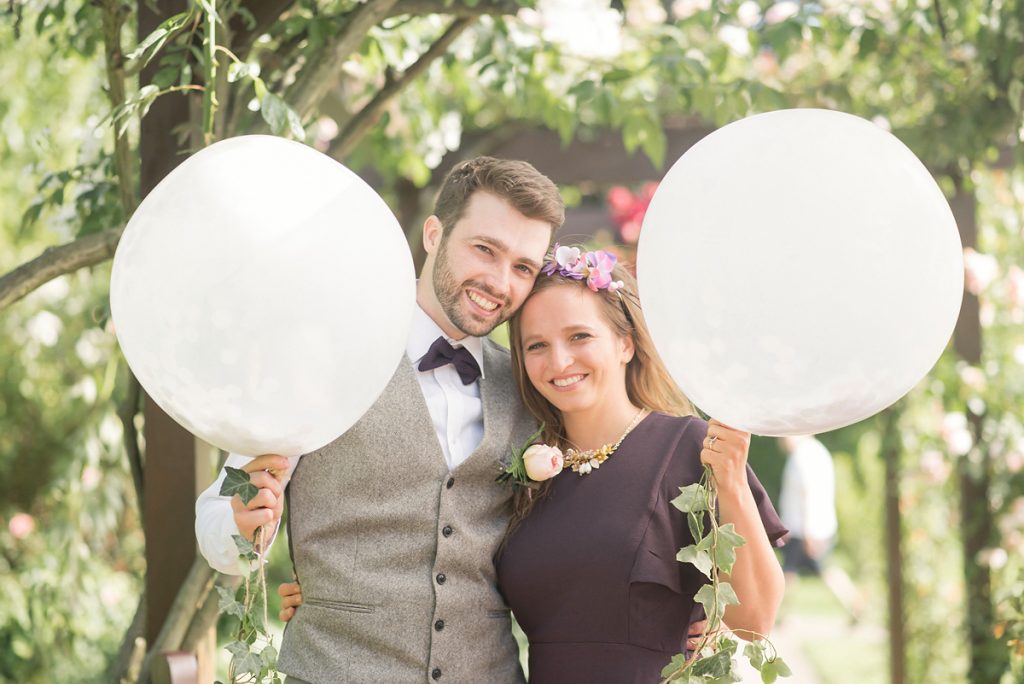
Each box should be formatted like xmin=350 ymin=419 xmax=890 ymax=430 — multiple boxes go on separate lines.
xmin=433 ymin=157 xmax=565 ymax=238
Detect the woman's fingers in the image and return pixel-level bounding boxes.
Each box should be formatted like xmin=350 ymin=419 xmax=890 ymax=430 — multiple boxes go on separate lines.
xmin=278 ymin=581 xmax=302 ymax=622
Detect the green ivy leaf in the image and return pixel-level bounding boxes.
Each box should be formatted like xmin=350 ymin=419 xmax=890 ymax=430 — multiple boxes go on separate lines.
xmin=690 ymin=648 xmax=731 ymax=677
xmin=744 ymin=640 xmax=767 ymax=670
xmin=220 ymin=466 xmax=258 ymax=504
xmin=672 ymin=483 xmax=707 ymax=513
xmin=660 ymin=653 xmax=688 ymax=679
xmin=236 ymin=650 xmax=263 ymax=676
xmin=713 ymin=523 xmax=747 ymax=576
xmin=687 ymin=511 xmax=705 ymax=541
xmin=695 ymin=581 xmax=740 ymax=623
xmin=216 ymin=586 xmax=246 ymax=618
xmin=260 ymin=644 xmax=278 ymax=667
xmin=677 ymin=543 xmax=713 ymax=578
xmin=225 ymin=640 xmax=249 ymax=659
xmin=232 ymin=534 xmax=258 ymax=561
xmin=760 ymin=656 xmax=792 ymax=683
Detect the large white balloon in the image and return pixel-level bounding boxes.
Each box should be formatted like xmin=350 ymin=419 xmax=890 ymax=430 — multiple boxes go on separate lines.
xmin=110 ymin=135 xmax=415 ymax=456
xmin=637 ymin=109 xmax=963 ymax=436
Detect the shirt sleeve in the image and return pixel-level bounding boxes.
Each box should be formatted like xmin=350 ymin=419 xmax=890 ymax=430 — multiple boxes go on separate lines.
xmin=745 ymin=463 xmax=789 ymax=548
xmin=194 ymin=453 xmax=301 ymax=575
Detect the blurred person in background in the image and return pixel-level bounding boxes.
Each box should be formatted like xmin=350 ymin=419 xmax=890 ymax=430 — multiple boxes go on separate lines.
xmin=778 ymin=434 xmax=862 ymax=622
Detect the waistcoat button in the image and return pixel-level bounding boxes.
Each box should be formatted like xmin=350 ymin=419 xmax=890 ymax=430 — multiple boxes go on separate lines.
xmin=446 ymin=477 xmax=455 ymax=489
xmin=442 ymin=525 xmax=453 ymax=537
xmin=432 ymin=668 xmax=442 ymax=680
xmin=436 ymin=573 xmax=446 ymax=584
xmin=434 ymin=619 xmax=445 ymax=631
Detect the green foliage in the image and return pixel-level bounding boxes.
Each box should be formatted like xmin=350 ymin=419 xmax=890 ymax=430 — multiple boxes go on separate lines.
xmin=663 ymin=467 xmax=787 ymax=682
xmin=217 ymin=469 xmax=279 ymax=682
xmin=221 ymin=466 xmax=259 ymax=504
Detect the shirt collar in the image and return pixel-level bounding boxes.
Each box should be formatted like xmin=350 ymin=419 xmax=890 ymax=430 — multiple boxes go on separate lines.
xmin=407 ymin=305 xmax=486 ymax=380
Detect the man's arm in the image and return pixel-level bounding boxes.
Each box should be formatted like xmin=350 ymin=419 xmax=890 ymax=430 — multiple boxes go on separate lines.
xmin=195 ymin=453 xmax=299 ymax=575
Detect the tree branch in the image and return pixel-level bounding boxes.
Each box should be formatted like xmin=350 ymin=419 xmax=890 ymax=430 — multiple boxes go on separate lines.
xmin=0 ymin=228 xmax=122 ymax=312
xmin=230 ymin=0 xmax=296 ymax=61
xmin=109 ymin=593 xmax=147 ymax=684
xmin=100 ymin=0 xmax=138 ymax=217
xmin=331 ymin=16 xmax=474 ymax=159
xmin=182 ymin=573 xmax=241 ymax=652
xmin=286 ymin=0 xmax=401 ymax=120
xmin=136 ymin=557 xmax=216 ymax=683
xmin=118 ymin=368 xmax=144 ymax=515
xmin=389 ymin=0 xmax=521 ymax=18
xmin=932 ymin=0 xmax=948 ymax=42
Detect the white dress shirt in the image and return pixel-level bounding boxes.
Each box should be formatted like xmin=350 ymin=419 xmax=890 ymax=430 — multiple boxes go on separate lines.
xmin=779 ymin=437 xmax=838 ymax=540
xmin=195 ymin=304 xmax=488 ymax=574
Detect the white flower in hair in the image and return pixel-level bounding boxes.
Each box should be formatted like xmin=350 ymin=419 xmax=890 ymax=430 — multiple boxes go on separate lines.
xmin=554 ymin=245 xmax=582 ymax=268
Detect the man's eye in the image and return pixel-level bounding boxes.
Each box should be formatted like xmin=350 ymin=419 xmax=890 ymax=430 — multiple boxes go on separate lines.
xmin=515 ymin=264 xmax=534 ymax=275
xmin=475 ymin=244 xmax=493 ymax=255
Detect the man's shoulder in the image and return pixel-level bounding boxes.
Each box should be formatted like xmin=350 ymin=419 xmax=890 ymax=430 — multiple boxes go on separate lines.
xmin=481 ymin=337 xmax=513 ymax=372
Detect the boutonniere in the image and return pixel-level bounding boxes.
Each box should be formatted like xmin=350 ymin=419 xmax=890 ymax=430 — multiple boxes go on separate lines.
xmin=497 ymin=425 xmax=564 ymax=490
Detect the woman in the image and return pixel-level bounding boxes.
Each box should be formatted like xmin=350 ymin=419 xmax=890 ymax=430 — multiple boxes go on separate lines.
xmin=281 ymin=245 xmax=787 ymax=682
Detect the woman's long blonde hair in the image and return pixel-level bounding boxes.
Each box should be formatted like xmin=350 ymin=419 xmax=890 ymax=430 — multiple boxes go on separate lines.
xmin=504 ymin=252 xmax=695 ymax=527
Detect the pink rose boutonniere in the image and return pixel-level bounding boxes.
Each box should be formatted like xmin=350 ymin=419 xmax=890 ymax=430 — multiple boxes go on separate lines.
xmin=497 ymin=425 xmax=563 ymax=489
xmin=523 ymin=444 xmax=564 ymax=481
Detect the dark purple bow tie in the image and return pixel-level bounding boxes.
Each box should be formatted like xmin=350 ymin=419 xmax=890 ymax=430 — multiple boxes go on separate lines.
xmin=418 ymin=336 xmax=482 ymax=385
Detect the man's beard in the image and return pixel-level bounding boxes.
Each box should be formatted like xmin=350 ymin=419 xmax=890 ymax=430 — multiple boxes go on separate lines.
xmin=433 ymin=238 xmax=510 ymax=337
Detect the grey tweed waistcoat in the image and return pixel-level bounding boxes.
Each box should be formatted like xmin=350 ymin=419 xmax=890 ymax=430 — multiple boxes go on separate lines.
xmin=277 ymin=339 xmax=534 ymax=684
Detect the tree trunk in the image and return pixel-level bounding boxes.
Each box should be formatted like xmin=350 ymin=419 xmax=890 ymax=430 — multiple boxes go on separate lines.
xmin=882 ymin=408 xmax=905 ymax=684
xmin=137 ymin=0 xmax=201 ymax=653
xmin=949 ymin=183 xmax=1008 ymax=683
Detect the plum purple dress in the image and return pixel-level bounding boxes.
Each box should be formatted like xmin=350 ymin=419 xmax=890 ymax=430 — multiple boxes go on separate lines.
xmin=496 ymin=413 xmax=788 ymax=683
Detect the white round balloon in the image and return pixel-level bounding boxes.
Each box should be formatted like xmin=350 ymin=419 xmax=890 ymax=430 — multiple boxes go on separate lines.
xmin=110 ymin=135 xmax=415 ymax=456
xmin=637 ymin=109 xmax=963 ymax=436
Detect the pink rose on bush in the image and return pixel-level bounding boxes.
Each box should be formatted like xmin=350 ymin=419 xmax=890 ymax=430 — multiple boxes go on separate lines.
xmin=523 ymin=444 xmax=564 ymax=481
xmin=9 ymin=513 xmax=35 ymax=539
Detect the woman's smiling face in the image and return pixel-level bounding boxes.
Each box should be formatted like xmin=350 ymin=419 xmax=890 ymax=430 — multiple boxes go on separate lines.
xmin=518 ymin=284 xmax=634 ymax=417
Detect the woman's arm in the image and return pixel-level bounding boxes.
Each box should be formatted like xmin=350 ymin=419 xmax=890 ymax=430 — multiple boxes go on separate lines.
xmin=700 ymin=419 xmax=785 ymax=639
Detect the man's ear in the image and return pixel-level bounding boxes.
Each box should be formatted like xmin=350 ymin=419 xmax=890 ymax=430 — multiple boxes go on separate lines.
xmin=423 ymin=215 xmax=444 ymax=255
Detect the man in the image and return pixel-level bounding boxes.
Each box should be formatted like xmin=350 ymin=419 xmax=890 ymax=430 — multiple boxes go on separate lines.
xmin=777 ymin=434 xmax=861 ymax=621
xmin=195 ymin=156 xmax=563 ymax=683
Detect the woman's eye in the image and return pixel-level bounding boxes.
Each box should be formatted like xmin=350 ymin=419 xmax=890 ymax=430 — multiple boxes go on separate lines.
xmin=525 ymin=341 xmax=545 ymax=351
xmin=571 ymin=332 xmax=591 ymax=342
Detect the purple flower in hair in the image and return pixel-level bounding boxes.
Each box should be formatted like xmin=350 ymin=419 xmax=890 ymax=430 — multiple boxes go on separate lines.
xmin=584 ymin=250 xmax=617 ymax=291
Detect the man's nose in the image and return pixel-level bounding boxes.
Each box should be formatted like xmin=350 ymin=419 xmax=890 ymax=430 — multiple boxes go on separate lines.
xmin=489 ymin=265 xmax=511 ymax=294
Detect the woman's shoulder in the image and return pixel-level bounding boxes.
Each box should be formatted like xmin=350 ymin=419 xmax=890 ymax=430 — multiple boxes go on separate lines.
xmin=644 ymin=412 xmax=708 ymax=444
xmin=639 ymin=413 xmax=708 ymax=484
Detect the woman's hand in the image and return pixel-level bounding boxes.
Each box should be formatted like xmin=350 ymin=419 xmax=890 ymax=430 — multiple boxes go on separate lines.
xmin=699 ymin=419 xmax=751 ymax=498
xmin=278 ymin=580 xmax=303 ymax=622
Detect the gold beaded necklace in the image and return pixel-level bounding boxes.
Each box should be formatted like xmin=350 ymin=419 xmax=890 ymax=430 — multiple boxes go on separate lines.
xmin=563 ymin=408 xmax=649 ymax=476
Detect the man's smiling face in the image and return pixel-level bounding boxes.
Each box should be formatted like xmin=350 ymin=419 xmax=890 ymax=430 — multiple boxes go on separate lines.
xmin=426 ymin=191 xmax=552 ymax=338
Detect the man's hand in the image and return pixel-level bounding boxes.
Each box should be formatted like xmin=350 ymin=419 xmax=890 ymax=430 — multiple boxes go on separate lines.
xmin=231 ymin=454 xmax=290 ymax=541
xmin=278 ymin=580 xmax=303 ymax=622
xmin=686 ymin=619 xmax=709 ymax=652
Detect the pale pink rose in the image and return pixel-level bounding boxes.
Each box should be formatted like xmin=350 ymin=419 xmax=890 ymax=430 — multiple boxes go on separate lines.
xmin=82 ymin=466 xmax=101 ymax=489
xmin=9 ymin=513 xmax=35 ymax=540
xmin=963 ymin=247 xmax=998 ymax=295
xmin=523 ymin=444 xmax=564 ymax=481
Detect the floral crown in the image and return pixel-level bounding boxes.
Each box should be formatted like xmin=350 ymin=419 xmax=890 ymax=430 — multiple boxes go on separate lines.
xmin=540 ymin=244 xmax=625 ymax=293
